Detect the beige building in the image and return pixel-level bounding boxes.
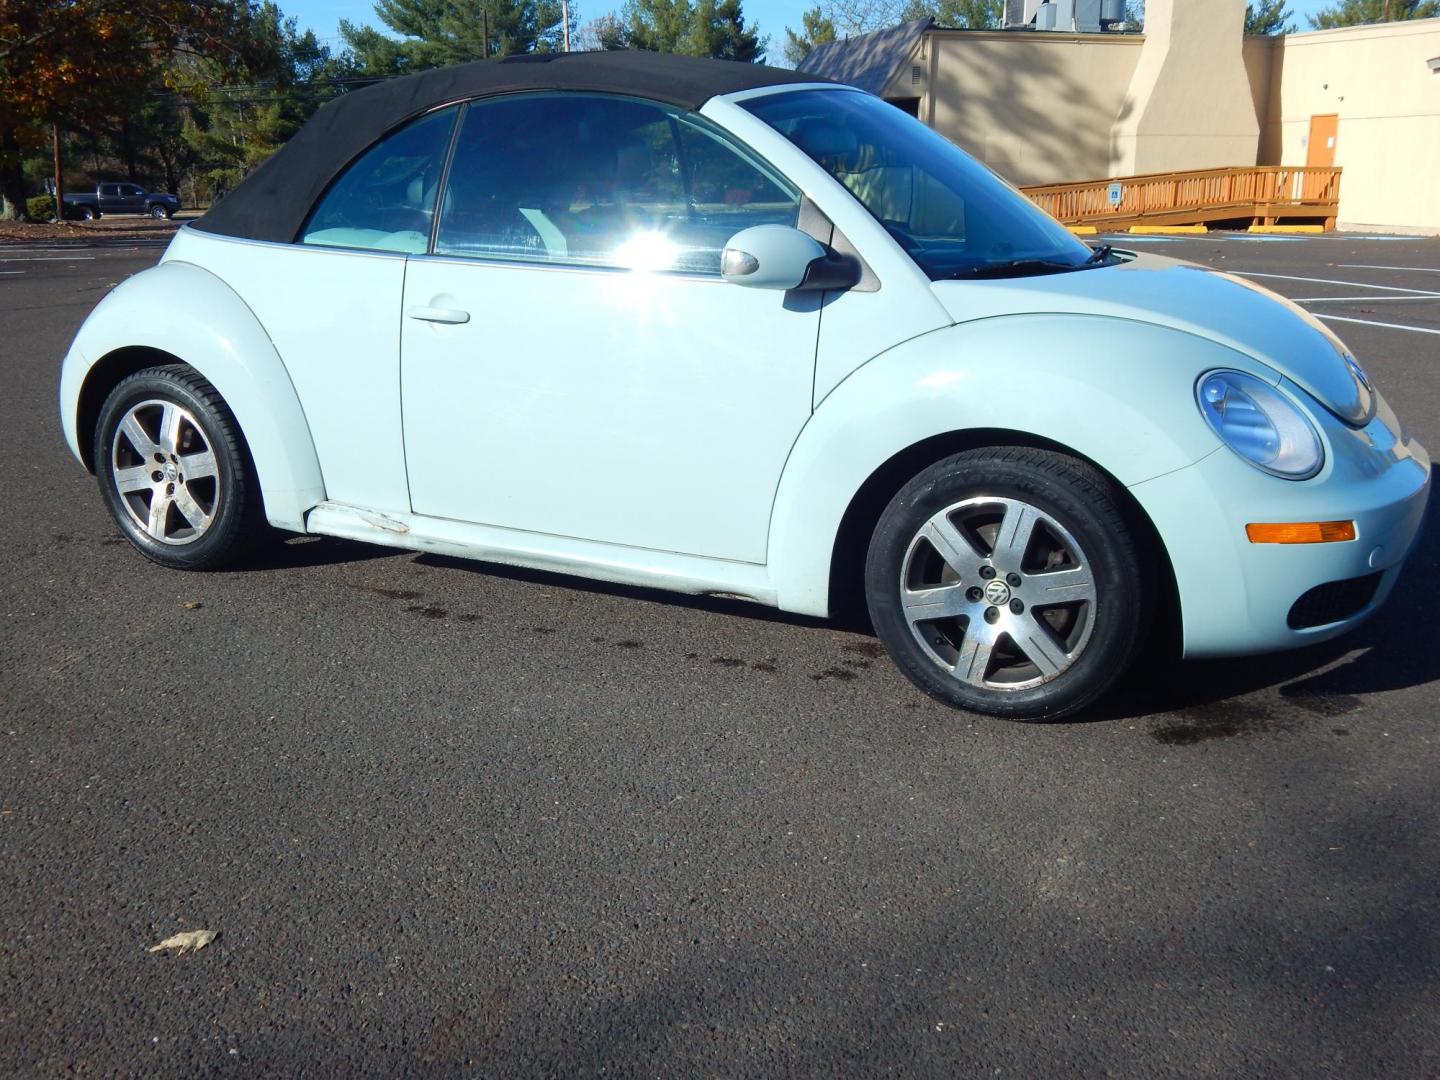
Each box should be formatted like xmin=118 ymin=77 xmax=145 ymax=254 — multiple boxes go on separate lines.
xmin=800 ymin=1 xmax=1440 ymax=232
xmin=1246 ymin=19 xmax=1440 ymax=233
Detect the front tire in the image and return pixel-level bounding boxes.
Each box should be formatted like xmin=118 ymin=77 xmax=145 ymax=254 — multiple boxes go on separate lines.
xmin=149 ymin=204 xmax=170 ymax=219
xmin=94 ymin=365 xmax=261 ymax=570
xmin=865 ymin=447 xmax=1150 ymax=721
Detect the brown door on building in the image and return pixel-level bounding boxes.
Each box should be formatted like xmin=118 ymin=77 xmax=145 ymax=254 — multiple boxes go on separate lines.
xmin=1306 ymin=114 xmax=1339 ymax=167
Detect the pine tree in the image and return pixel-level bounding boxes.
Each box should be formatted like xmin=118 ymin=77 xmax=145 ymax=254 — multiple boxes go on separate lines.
xmin=623 ymin=0 xmax=766 ymax=61
xmin=180 ymin=3 xmax=349 ymax=201
xmin=782 ymin=5 xmax=837 ymax=67
xmin=340 ymin=0 xmax=566 ymax=75
xmin=624 ymin=0 xmax=698 ymax=52
xmin=1309 ymin=0 xmax=1438 ymax=27
xmin=1245 ymin=0 xmax=1294 ymax=33
xmin=692 ymin=0 xmax=766 ymax=60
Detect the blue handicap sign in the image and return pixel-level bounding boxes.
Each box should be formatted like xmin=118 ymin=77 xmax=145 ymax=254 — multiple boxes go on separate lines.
xmin=1107 ymin=182 xmax=1123 ymax=207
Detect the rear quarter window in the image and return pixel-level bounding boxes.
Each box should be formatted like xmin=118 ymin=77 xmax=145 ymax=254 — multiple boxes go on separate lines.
xmin=300 ymin=106 xmax=460 ymax=254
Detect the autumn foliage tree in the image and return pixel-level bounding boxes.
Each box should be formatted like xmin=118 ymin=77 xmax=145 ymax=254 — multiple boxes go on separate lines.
xmin=0 ymin=1 xmax=256 ymax=219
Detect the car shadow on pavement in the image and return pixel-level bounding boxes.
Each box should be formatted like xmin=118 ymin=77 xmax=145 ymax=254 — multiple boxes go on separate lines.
xmin=221 ymin=534 xmax=400 ymax=573
xmin=226 ymin=474 xmax=1436 ymax=719
xmin=411 ymin=551 xmax=832 ymax=630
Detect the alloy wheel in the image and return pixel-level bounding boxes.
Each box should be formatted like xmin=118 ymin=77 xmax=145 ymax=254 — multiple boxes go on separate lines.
xmin=109 ymin=398 xmax=221 ymax=545
xmin=899 ymin=496 xmax=1097 ymax=691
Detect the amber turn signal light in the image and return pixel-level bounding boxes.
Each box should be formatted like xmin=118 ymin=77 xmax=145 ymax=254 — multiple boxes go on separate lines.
xmin=1246 ymin=521 xmax=1357 ymax=544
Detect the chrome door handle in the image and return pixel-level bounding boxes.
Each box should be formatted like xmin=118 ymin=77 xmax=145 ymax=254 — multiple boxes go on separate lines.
xmin=407 ymin=305 xmax=470 ymax=325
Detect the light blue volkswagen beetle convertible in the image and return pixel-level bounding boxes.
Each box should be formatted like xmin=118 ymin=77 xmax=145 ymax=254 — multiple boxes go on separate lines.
xmin=59 ymin=52 xmax=1430 ymax=720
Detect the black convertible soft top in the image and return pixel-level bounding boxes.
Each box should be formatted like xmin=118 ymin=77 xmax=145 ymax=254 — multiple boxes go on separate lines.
xmin=193 ymin=51 xmax=834 ymax=245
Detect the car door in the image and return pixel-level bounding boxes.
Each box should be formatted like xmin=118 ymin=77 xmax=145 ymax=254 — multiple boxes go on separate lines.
xmin=400 ymin=93 xmax=821 ymax=564
xmin=97 ymin=183 xmax=120 ymax=212
xmin=118 ymin=184 xmax=145 ymax=213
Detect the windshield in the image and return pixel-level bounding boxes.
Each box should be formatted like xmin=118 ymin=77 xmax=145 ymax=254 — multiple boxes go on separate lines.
xmin=742 ymin=89 xmax=1096 ymax=280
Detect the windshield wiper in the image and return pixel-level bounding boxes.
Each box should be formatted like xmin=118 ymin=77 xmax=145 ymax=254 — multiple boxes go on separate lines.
xmin=943 ymin=258 xmax=1088 ymax=280
xmin=944 ymin=244 xmax=1118 ymax=280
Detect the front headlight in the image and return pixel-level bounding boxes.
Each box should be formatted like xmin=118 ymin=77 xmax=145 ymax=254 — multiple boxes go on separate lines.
xmin=1196 ymin=370 xmax=1323 ymax=479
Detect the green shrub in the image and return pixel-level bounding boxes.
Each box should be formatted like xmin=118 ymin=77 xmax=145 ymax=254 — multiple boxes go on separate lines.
xmin=26 ymin=194 xmax=58 ymax=222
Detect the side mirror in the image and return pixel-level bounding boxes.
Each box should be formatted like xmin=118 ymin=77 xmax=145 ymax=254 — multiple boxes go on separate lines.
xmin=721 ymin=225 xmax=860 ymax=292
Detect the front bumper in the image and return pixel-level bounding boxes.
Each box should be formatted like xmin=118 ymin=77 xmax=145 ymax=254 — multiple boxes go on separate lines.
xmin=1131 ymin=388 xmax=1430 ymax=659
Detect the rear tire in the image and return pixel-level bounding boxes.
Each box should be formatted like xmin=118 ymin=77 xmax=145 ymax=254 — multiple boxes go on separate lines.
xmin=94 ymin=365 xmax=262 ymax=570
xmin=864 ymin=446 xmax=1151 ymax=721
xmin=79 ymin=206 xmax=96 ymax=221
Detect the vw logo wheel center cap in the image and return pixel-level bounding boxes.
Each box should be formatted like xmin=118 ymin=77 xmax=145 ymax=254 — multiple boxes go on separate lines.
xmin=983 ymin=578 xmax=1011 ymax=606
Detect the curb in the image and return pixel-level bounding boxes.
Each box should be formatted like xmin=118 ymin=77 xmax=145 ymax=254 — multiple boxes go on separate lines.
xmin=1128 ymin=225 xmax=1209 ymax=235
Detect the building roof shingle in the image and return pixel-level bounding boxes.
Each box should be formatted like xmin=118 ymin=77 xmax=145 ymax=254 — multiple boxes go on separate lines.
xmin=797 ymin=19 xmax=932 ymax=96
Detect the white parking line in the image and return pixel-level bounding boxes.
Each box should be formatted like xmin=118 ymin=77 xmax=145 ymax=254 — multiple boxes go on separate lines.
xmin=1314 ymin=313 xmax=1440 ymax=336
xmin=10 ymin=242 xmax=168 ymax=249
xmin=1234 ymin=271 xmax=1440 ymax=297
xmin=1294 ymin=295 xmax=1440 ymax=303
xmin=0 ymin=256 xmax=97 ymax=262
xmin=1338 ymin=264 xmax=1440 ymax=274
xmin=0 ymin=270 xmax=23 ymax=275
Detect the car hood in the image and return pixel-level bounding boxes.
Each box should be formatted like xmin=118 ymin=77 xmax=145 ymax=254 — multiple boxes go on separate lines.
xmin=929 ymin=252 xmax=1374 ymax=426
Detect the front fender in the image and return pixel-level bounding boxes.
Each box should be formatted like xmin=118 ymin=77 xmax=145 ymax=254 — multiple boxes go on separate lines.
xmin=60 ymin=260 xmax=326 ymax=531
xmin=767 ymin=314 xmax=1269 ymax=617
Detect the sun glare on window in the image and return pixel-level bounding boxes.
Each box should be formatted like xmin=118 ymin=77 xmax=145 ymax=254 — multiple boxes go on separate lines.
xmin=612 ymin=231 xmax=680 ymax=273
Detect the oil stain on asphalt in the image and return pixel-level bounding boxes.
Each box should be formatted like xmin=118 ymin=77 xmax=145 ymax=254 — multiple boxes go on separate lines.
xmin=339 ymin=573 xmax=891 ymax=688
xmin=1150 ymin=700 xmax=1298 ymax=746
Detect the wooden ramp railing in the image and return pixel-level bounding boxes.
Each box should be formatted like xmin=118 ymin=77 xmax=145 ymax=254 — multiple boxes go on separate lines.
xmin=1020 ymin=166 xmax=1341 ymax=230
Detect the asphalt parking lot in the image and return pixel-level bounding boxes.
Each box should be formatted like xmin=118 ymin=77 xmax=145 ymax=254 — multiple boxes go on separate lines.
xmin=3 ymin=231 xmax=1439 ymax=1076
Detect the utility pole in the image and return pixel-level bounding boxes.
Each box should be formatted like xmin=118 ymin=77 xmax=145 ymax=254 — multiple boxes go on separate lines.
xmin=51 ymin=120 xmax=63 ymax=224
xmin=562 ymin=0 xmax=570 ymax=50
xmin=482 ymin=9 xmax=490 ymax=58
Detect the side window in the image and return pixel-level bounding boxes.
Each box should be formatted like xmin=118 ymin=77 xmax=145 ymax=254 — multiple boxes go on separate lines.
xmin=301 ymin=106 xmax=458 ymax=254
xmin=676 ymin=119 xmax=796 ymax=227
xmin=100 ymin=184 xmax=118 ymax=197
xmin=434 ymin=93 xmax=799 ymax=274
xmin=123 ymin=185 xmax=143 ymax=197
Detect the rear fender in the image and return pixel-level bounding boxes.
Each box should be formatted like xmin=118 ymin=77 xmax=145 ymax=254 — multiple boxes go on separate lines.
xmin=60 ymin=260 xmax=326 ymax=531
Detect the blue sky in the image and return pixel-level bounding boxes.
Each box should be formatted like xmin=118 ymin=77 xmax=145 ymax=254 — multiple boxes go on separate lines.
xmin=279 ymin=0 xmax=1338 ymax=57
